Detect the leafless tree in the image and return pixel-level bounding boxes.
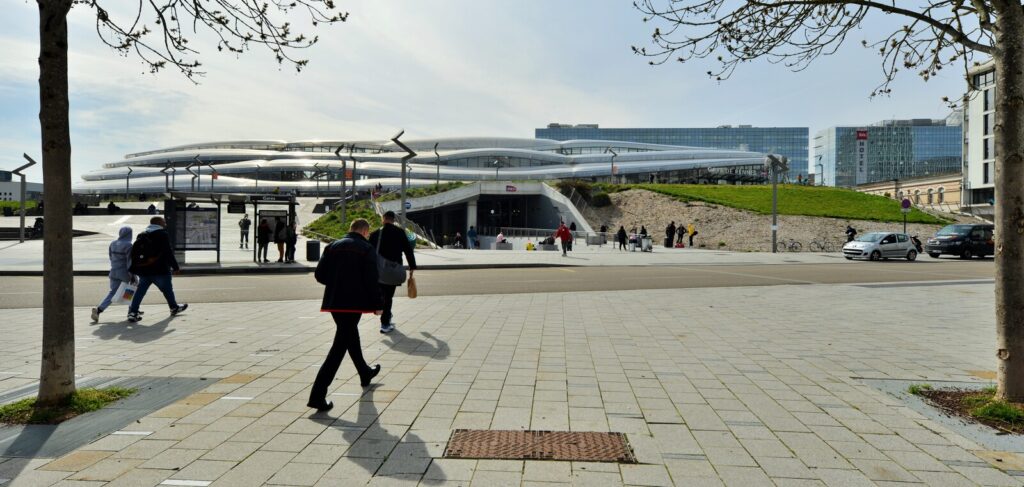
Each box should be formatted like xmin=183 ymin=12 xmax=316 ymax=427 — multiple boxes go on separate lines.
xmin=34 ymin=0 xmax=346 ymax=406
xmin=633 ymin=1 xmax=1024 ymax=400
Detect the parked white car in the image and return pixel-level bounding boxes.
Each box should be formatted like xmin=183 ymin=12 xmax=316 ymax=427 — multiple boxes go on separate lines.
xmin=842 ymin=232 xmax=918 ymax=261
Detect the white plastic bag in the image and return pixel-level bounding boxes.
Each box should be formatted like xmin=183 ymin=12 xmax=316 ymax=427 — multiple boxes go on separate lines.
xmin=111 ymin=281 xmax=137 ymax=305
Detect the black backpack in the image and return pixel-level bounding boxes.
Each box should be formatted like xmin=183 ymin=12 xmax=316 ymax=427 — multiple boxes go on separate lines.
xmin=130 ymin=231 xmax=162 ymax=272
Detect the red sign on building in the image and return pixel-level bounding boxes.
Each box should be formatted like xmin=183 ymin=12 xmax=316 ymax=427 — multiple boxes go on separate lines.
xmin=856 ymin=130 xmax=869 ymax=140
xmin=505 ymin=185 xmax=517 ymax=192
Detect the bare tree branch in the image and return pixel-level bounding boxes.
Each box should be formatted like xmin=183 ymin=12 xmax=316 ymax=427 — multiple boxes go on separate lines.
xmin=73 ymin=0 xmax=348 ymax=81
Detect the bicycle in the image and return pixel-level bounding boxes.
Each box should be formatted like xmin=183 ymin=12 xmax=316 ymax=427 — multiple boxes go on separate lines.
xmin=809 ymin=237 xmax=839 ymax=253
xmin=779 ymin=238 xmax=802 ymax=252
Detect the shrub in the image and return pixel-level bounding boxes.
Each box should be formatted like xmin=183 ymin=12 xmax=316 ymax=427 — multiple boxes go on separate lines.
xmin=590 ymin=192 xmax=612 ymax=207
xmin=555 ymin=180 xmax=592 ymax=201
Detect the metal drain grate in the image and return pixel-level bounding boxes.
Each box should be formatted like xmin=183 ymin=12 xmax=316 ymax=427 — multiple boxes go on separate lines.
xmin=443 ymin=429 xmax=636 ymax=463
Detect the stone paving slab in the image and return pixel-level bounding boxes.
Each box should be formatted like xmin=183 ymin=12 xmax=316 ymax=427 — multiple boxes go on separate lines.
xmin=0 ymin=282 xmax=1017 ymax=485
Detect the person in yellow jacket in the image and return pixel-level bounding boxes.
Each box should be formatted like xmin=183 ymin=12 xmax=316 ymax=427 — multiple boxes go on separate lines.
xmin=687 ymin=223 xmax=698 ymax=247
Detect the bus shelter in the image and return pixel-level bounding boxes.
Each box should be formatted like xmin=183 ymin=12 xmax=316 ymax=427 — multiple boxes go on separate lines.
xmin=163 ymin=192 xmax=296 ymax=264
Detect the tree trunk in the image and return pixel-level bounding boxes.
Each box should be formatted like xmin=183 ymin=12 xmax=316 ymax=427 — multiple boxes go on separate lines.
xmin=36 ymin=0 xmax=76 ymax=406
xmin=994 ymin=2 xmax=1024 ymax=401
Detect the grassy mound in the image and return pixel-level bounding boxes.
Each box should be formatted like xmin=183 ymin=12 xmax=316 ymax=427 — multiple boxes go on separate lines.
xmin=303 ymin=200 xmax=381 ymax=241
xmin=629 ymin=184 xmax=948 ymax=224
xmin=0 ymin=387 xmax=135 ymax=425
xmin=377 ymin=182 xmax=466 ymax=202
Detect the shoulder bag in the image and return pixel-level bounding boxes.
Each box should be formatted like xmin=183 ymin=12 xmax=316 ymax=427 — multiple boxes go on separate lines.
xmin=376 ymin=227 xmax=407 ymax=286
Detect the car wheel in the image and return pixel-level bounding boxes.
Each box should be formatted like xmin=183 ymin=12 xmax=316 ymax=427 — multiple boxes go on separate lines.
xmin=844 ymin=256 xmax=853 ymax=260
xmin=869 ymin=250 xmax=881 ymax=261
xmin=928 ymin=253 xmax=940 ymax=259
xmin=907 ymin=249 xmax=918 ymax=261
xmin=960 ymin=249 xmax=973 ymax=259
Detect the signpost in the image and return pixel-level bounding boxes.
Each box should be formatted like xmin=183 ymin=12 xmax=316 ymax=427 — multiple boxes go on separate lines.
xmin=901 ymin=198 xmax=912 ymax=234
xmin=13 ymin=154 xmax=37 ymax=243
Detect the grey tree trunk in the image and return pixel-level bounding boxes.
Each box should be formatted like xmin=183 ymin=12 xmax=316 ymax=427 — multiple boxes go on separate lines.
xmin=994 ymin=2 xmax=1024 ymax=401
xmin=36 ymin=0 xmax=76 ymax=406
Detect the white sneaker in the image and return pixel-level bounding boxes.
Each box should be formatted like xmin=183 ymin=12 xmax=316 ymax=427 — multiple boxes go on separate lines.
xmin=380 ymin=323 xmax=395 ymax=334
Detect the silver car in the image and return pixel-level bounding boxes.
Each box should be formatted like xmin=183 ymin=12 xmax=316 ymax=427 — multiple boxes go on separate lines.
xmin=843 ymin=232 xmax=918 ymax=261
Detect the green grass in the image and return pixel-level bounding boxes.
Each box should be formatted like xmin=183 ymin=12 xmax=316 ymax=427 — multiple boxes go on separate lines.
xmin=303 ymin=200 xmax=382 ymax=240
xmin=0 ymin=387 xmax=136 ymax=425
xmin=0 ymin=200 xmax=37 ymax=211
xmin=377 ymin=182 xmax=466 ymax=202
xmin=907 ymin=383 xmax=933 ymax=395
xmin=612 ymin=184 xmax=948 ymax=224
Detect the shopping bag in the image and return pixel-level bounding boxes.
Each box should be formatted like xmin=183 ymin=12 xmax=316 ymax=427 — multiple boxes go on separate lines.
xmin=111 ymin=281 xmax=137 ymax=305
xmin=406 ymin=276 xmax=418 ymax=299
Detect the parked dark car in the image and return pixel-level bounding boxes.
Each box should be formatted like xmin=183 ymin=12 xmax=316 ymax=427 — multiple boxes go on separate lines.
xmin=925 ymin=224 xmax=994 ymax=259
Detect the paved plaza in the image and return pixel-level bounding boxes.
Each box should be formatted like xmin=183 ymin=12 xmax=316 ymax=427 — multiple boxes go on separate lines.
xmin=0 ymin=278 xmax=1016 ymax=486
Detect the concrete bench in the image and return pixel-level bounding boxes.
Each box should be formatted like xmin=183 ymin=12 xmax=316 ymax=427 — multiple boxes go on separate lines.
xmin=539 ymin=244 xmax=558 ymax=251
xmin=492 ymin=242 xmax=513 ymax=250
xmin=586 ymin=235 xmax=606 ymax=245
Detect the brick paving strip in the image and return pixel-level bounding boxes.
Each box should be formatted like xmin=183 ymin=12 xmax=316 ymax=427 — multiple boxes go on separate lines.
xmin=0 ymin=283 xmax=1020 ymax=485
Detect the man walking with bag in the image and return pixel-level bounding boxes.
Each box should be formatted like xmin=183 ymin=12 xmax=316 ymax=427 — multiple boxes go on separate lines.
xmin=127 ymin=216 xmax=188 ymax=322
xmin=91 ymin=226 xmax=136 ymax=323
xmin=308 ymin=218 xmax=383 ymax=411
xmin=369 ymin=211 xmax=416 ymax=334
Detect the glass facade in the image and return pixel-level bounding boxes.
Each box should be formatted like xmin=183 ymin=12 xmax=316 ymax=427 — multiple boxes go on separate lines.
xmin=813 ymin=121 xmax=962 ymax=188
xmin=536 ymin=125 xmax=809 ymax=181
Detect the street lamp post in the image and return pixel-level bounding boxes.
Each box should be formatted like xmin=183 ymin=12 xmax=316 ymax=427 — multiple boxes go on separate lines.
xmin=433 ymin=142 xmax=440 ymax=189
xmin=13 ymin=154 xmax=37 ymax=243
xmin=334 ymin=145 xmax=348 ymax=225
xmin=125 ymin=167 xmax=133 ymax=199
xmin=765 ymin=154 xmax=789 ymax=253
xmin=605 ymin=148 xmax=618 ymax=183
xmin=391 ymin=131 xmax=417 ymax=222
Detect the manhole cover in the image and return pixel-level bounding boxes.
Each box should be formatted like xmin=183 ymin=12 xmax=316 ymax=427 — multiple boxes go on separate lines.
xmin=443 ymin=429 xmax=636 ymax=463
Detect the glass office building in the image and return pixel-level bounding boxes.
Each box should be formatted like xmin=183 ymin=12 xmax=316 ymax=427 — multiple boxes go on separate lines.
xmin=813 ymin=118 xmax=962 ymax=188
xmin=536 ymin=124 xmax=809 ymax=182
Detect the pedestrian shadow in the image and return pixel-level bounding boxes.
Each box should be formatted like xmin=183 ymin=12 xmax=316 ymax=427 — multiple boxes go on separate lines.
xmin=382 ymin=330 xmax=449 ymax=360
xmin=322 ymin=386 xmax=445 ymax=484
xmin=92 ymin=315 xmax=175 ymax=343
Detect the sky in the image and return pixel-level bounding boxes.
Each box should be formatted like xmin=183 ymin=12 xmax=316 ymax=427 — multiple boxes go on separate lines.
xmin=0 ymin=1 xmax=972 ymax=182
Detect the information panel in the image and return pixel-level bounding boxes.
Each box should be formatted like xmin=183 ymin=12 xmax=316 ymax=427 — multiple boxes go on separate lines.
xmin=174 ymin=207 xmax=219 ymax=251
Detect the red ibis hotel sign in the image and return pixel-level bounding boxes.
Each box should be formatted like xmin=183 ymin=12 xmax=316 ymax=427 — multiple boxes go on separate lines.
xmin=505 ymin=185 xmax=517 ymax=192
xmin=855 ymin=129 xmax=868 ymax=184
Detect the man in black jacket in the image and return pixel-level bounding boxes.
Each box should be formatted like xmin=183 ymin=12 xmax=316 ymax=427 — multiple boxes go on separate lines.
xmin=127 ymin=216 xmax=188 ymax=322
xmin=368 ymin=211 xmax=416 ymax=334
xmin=309 ymin=218 xmax=383 ymax=411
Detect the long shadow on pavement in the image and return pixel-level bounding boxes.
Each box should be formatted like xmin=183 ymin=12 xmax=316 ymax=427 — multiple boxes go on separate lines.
xmin=317 ymin=386 xmax=444 ymax=484
xmin=381 ymin=330 xmax=449 ymax=360
xmin=92 ymin=315 xmax=175 ymax=343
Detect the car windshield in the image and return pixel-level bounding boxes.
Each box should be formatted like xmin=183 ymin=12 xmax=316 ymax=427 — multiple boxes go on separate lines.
xmin=855 ymin=233 xmax=886 ymax=242
xmin=937 ymin=225 xmax=973 ymax=236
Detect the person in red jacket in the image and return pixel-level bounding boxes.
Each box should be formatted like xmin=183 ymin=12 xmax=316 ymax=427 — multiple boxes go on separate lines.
xmin=554 ymin=222 xmax=573 ymax=256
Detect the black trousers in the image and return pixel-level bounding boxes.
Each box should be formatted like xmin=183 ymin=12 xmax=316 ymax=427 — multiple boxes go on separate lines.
xmin=380 ymin=284 xmax=397 ymax=326
xmin=310 ymin=312 xmax=370 ymax=402
xmin=258 ymin=242 xmax=269 ymax=261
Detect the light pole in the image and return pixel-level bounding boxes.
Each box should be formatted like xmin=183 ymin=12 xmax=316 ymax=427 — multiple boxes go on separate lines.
xmin=334 ymin=145 xmax=348 ymax=225
xmin=13 ymin=154 xmax=37 ymax=243
xmin=254 ymin=165 xmax=261 ymax=192
xmin=391 ymin=131 xmax=417 ymax=222
xmin=125 ymin=167 xmax=133 ymax=199
xmin=605 ymin=148 xmax=618 ymax=183
xmin=433 ymin=142 xmax=440 ymax=189
xmin=765 ymin=154 xmax=789 ymax=253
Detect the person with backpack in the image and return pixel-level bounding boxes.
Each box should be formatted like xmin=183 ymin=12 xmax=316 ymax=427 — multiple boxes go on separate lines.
xmin=368 ymin=211 xmax=416 ymax=334
xmin=126 ymin=216 xmax=188 ymax=322
xmin=91 ymin=226 xmax=137 ymax=323
xmin=308 ymin=218 xmax=383 ymax=412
